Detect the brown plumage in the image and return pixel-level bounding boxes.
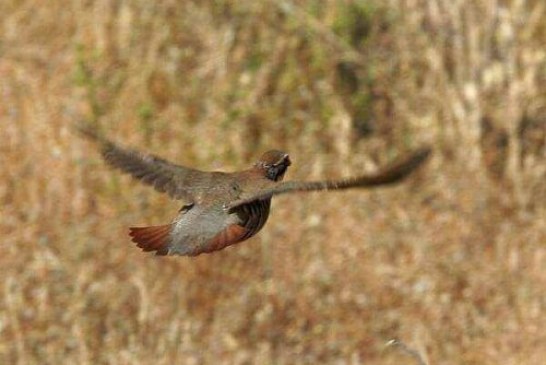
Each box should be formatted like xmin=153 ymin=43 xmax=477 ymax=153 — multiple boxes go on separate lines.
xmin=76 ymin=122 xmax=431 ymax=257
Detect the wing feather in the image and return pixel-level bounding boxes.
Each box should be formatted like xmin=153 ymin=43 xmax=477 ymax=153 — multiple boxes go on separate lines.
xmin=76 ymin=122 xmax=209 ymax=201
xmin=226 ymin=147 xmax=431 ymax=211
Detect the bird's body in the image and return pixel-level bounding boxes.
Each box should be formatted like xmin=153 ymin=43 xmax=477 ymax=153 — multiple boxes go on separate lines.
xmin=77 ymin=123 xmax=430 ymax=256
xmin=133 ymin=168 xmax=279 ymax=256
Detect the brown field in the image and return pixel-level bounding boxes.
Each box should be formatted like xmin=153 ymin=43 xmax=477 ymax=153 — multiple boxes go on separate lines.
xmin=1 ymin=1 xmax=545 ymax=364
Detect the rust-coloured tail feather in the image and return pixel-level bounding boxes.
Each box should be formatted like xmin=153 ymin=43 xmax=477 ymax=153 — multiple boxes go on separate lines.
xmin=129 ymin=225 xmax=172 ymax=256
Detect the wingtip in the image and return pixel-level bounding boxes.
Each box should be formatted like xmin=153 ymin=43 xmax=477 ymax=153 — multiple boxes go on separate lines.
xmin=400 ymin=145 xmax=433 ymax=172
xmin=73 ymin=120 xmax=104 ymax=142
xmin=412 ymin=145 xmax=433 ymax=165
xmin=371 ymin=145 xmax=432 ymax=185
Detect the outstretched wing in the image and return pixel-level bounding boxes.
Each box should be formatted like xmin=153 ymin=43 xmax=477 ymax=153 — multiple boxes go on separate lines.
xmin=76 ymin=122 xmax=211 ymax=201
xmin=226 ymin=147 xmax=431 ymax=211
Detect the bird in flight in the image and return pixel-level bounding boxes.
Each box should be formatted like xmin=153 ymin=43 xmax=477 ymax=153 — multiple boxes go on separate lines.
xmin=77 ymin=123 xmax=431 ymax=257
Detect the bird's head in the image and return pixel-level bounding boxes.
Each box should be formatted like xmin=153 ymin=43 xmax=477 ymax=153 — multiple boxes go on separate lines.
xmin=255 ymin=150 xmax=291 ymax=181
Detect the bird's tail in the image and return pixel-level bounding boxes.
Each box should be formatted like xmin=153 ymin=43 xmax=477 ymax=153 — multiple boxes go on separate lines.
xmin=129 ymin=224 xmax=173 ymax=256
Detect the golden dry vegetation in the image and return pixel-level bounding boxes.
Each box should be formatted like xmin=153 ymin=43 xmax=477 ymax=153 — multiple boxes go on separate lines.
xmin=1 ymin=1 xmax=545 ymax=364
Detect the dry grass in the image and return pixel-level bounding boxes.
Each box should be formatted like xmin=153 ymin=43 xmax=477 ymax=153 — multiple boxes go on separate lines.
xmin=1 ymin=0 xmax=545 ymax=364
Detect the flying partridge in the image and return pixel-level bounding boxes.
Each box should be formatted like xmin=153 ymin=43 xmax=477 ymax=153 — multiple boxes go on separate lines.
xmin=77 ymin=123 xmax=431 ymax=256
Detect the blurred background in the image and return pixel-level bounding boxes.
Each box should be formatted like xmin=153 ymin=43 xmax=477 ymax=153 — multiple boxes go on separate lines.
xmin=1 ymin=0 xmax=545 ymax=364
